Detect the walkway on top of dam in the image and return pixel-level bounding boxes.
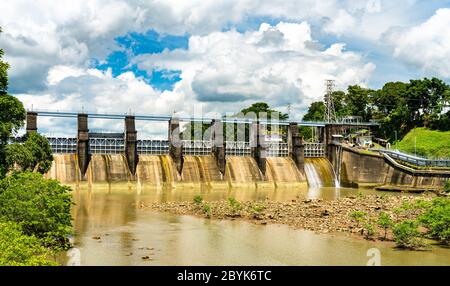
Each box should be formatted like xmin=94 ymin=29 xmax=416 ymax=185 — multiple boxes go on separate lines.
xmin=30 ymin=109 xmax=379 ymax=127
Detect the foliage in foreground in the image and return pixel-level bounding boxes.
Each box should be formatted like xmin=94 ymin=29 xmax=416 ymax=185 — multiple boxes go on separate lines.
xmin=0 ymin=172 xmax=73 ymax=249
xmin=418 ymin=197 xmax=450 ymax=245
xmin=392 ymin=220 xmax=424 ymax=249
xmin=0 ymin=221 xmax=56 ymax=266
xmin=5 ymin=132 xmax=53 ymax=174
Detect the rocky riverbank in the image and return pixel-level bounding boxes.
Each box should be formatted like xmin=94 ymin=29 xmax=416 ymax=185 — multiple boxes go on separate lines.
xmin=141 ymin=194 xmax=434 ymax=241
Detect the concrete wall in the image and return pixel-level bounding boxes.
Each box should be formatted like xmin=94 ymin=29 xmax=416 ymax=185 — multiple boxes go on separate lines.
xmin=329 ymin=144 xmax=450 ymax=190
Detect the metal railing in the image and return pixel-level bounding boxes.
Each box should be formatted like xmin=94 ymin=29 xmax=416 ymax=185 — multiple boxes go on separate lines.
xmin=378 ymin=149 xmax=450 ymax=168
xmin=225 ymin=141 xmax=251 ymax=156
xmin=89 ymin=137 xmax=124 ymax=154
xmin=182 ymin=140 xmax=212 ymax=156
xmin=266 ymin=142 xmax=289 ymax=157
xmin=304 ymin=143 xmax=326 ymax=158
xmin=137 ymin=140 xmax=169 ymax=155
xmin=47 ymin=137 xmax=77 ymax=154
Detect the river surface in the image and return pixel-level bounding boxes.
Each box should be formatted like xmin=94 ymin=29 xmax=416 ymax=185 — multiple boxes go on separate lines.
xmin=61 ymin=183 xmax=450 ymax=266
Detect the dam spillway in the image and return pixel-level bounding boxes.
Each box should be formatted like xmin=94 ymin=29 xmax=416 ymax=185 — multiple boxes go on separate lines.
xmin=46 ymin=154 xmax=309 ymax=187
xmin=304 ymin=157 xmax=338 ymax=188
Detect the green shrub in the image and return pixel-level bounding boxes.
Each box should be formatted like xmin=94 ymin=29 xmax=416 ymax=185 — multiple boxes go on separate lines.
xmin=444 ymin=180 xmax=450 ymax=193
xmin=377 ymin=212 xmax=394 ymax=240
xmin=364 ymin=222 xmax=376 ymax=240
xmin=228 ymin=197 xmax=242 ymax=216
xmin=0 ymin=221 xmax=57 ymax=266
xmin=349 ymin=210 xmax=366 ymax=227
xmin=202 ymin=204 xmax=211 ymax=218
xmin=0 ymin=172 xmax=73 ymax=249
xmin=392 ymin=220 xmax=424 ymax=249
xmin=193 ymin=195 xmax=203 ymax=205
xmin=249 ymin=203 xmax=265 ymax=219
xmin=418 ymin=197 xmax=450 ymax=245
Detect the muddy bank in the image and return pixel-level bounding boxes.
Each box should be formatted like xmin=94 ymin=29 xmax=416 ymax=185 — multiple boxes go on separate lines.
xmin=141 ymin=194 xmax=433 ymax=240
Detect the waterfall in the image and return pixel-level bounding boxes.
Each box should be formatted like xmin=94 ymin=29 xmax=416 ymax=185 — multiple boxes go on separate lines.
xmin=265 ymin=157 xmax=305 ymax=183
xmin=304 ymin=158 xmax=337 ymax=188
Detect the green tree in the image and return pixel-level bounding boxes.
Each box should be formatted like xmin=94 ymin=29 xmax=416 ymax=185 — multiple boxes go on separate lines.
xmin=0 ymin=27 xmax=9 ymax=94
xmin=4 ymin=143 xmax=33 ymax=172
xmin=0 ymin=172 xmax=73 ymax=248
xmin=0 ymin=221 xmax=57 ymax=266
xmin=3 ymin=133 xmax=53 ymax=174
xmin=0 ymin=27 xmax=27 ymax=178
xmin=299 ymin=101 xmax=325 ymax=140
xmin=344 ymin=85 xmax=374 ymax=121
xmin=23 ymin=132 xmax=53 ymax=173
xmin=240 ymin=102 xmax=288 ymax=120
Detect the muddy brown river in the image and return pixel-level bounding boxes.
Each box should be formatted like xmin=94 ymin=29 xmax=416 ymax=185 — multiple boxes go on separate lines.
xmin=60 ymin=184 xmax=450 ymax=266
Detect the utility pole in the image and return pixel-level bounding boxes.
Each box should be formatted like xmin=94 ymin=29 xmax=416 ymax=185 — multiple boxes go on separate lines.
xmin=324 ymin=79 xmax=337 ymax=123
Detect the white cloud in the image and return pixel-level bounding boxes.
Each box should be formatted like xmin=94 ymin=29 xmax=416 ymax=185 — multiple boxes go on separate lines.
xmin=384 ymin=8 xmax=450 ymax=78
xmin=134 ymin=22 xmax=374 ymax=117
xmin=15 ymin=21 xmax=374 ymax=137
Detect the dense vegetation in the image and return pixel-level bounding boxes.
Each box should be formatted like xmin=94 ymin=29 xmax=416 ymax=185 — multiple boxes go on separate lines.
xmin=301 ymin=79 xmax=450 ymax=146
xmin=0 ymin=27 xmax=72 ymax=266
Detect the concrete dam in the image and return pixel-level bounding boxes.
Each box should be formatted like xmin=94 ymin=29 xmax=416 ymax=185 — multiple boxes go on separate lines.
xmin=45 ymin=154 xmax=313 ymax=188
xmin=28 ymin=110 xmax=448 ymax=190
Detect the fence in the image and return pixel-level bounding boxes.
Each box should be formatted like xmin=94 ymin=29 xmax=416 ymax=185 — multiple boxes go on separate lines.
xmin=47 ymin=137 xmax=77 ymax=154
xmin=182 ymin=140 xmax=212 ymax=156
xmin=137 ymin=140 xmax=169 ymax=155
xmin=378 ymin=149 xmax=450 ymax=168
xmin=304 ymin=143 xmax=326 ymax=158
xmin=89 ymin=137 xmax=124 ymax=154
xmin=225 ymin=141 xmax=251 ymax=156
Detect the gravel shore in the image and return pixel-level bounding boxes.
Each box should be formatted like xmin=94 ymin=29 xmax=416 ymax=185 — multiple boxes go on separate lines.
xmin=141 ymin=194 xmax=433 ymax=240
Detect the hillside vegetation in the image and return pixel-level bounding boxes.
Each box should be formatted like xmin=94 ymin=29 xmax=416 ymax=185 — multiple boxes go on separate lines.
xmin=396 ymin=128 xmax=450 ymax=159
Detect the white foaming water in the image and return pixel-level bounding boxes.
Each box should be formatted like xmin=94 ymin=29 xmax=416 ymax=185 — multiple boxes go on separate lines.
xmin=304 ymin=162 xmax=323 ymax=188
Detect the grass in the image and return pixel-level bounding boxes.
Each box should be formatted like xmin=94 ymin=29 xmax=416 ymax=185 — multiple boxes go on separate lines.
xmin=396 ymin=128 xmax=450 ymax=159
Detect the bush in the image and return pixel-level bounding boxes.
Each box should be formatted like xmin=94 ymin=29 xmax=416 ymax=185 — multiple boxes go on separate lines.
xmin=349 ymin=210 xmax=366 ymax=227
xmin=0 ymin=172 xmax=73 ymax=248
xmin=202 ymin=204 xmax=211 ymax=218
xmin=363 ymin=222 xmax=375 ymax=240
xmin=193 ymin=195 xmax=203 ymax=205
xmin=392 ymin=220 xmax=424 ymax=249
xmin=444 ymin=180 xmax=450 ymax=193
xmin=249 ymin=203 xmax=265 ymax=220
xmin=228 ymin=197 xmax=242 ymax=216
xmin=418 ymin=197 xmax=450 ymax=245
xmin=0 ymin=221 xmax=57 ymax=266
xmin=377 ymin=212 xmax=394 ymax=240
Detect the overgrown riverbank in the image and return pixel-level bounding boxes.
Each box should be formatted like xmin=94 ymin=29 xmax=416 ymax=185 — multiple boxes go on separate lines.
xmin=142 ymin=193 xmax=450 ymax=249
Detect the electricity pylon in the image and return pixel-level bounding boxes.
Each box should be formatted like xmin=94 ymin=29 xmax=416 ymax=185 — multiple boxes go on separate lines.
xmin=324 ymin=79 xmax=337 ymax=123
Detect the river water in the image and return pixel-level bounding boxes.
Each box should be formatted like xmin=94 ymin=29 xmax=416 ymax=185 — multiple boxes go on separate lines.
xmin=61 ymin=184 xmax=450 ymax=266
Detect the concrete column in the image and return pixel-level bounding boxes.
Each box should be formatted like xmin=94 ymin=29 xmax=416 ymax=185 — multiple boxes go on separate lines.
xmin=77 ymin=114 xmax=90 ymax=178
xmin=288 ymin=123 xmax=304 ymax=171
xmin=168 ymin=117 xmax=183 ymax=174
xmin=211 ymin=119 xmax=226 ymax=174
xmin=26 ymin=111 xmax=37 ymax=134
xmin=250 ymin=121 xmax=266 ymax=175
xmin=125 ymin=116 xmax=138 ymax=176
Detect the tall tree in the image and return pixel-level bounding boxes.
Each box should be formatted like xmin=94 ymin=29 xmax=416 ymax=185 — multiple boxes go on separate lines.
xmin=0 ymin=27 xmax=27 ymax=177
xmin=0 ymin=27 xmax=9 ymax=95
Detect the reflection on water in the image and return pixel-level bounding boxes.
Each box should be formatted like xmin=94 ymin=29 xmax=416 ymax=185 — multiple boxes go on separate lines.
xmin=62 ymin=184 xmax=450 ymax=266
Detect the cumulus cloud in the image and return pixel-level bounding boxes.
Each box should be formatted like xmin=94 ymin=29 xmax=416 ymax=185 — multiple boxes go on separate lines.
xmin=384 ymin=8 xmax=450 ymax=78
xmin=134 ymin=22 xmax=375 ymax=118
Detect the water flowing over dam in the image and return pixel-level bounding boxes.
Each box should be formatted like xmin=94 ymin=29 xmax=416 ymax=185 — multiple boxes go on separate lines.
xmin=46 ymin=154 xmax=309 ymax=187
xmin=304 ymin=158 xmax=339 ymax=188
